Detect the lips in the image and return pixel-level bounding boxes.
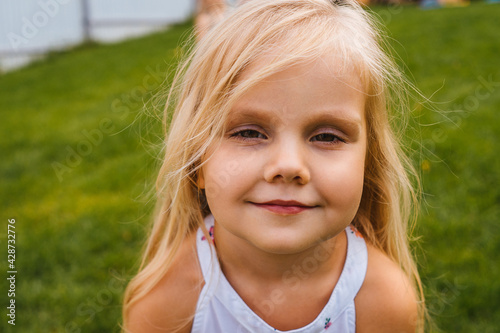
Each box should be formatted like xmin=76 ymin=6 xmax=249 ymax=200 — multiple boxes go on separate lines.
xmin=250 ymin=200 xmax=316 ymax=215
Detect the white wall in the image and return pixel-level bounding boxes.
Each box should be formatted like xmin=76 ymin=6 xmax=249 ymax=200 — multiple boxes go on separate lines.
xmin=89 ymin=0 xmax=194 ymax=43
xmin=0 ymin=0 xmax=195 ymax=71
xmin=0 ymin=1 xmax=84 ymax=59
xmin=90 ymin=0 xmax=193 ymax=23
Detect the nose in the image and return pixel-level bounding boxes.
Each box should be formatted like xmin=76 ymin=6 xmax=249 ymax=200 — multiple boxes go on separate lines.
xmin=263 ymin=139 xmax=310 ymax=185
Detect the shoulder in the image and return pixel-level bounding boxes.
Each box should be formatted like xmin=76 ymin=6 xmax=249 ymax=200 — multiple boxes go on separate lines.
xmin=354 ymin=243 xmax=418 ymax=333
xmin=125 ymin=232 xmax=204 ymax=333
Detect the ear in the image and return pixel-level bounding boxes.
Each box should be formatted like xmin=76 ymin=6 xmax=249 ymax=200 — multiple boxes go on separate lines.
xmin=196 ymin=169 xmax=205 ymax=189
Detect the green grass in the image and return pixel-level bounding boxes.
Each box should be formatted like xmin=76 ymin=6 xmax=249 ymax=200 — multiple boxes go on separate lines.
xmin=377 ymin=3 xmax=500 ymax=331
xmin=1 ymin=3 xmax=499 ymax=332
xmin=0 ymin=21 xmax=193 ymax=332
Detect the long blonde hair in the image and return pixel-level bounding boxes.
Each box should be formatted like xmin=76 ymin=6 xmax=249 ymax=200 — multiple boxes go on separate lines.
xmin=123 ymin=0 xmax=426 ymax=331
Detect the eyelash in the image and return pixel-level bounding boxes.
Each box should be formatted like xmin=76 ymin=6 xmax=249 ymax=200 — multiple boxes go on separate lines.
xmin=229 ymin=129 xmax=346 ymax=144
xmin=311 ymin=133 xmax=346 ymax=144
xmin=230 ymin=129 xmax=267 ymax=140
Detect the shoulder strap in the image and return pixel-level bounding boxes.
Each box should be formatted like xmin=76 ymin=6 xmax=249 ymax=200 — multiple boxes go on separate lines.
xmin=325 ymin=225 xmax=368 ymax=323
xmin=195 ymin=215 xmax=220 ymax=298
xmin=345 ymin=225 xmax=368 ymax=296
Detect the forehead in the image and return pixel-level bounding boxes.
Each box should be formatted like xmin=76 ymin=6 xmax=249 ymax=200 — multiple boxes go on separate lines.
xmin=228 ymin=55 xmax=366 ymax=130
xmin=237 ymin=48 xmax=366 ymax=94
xmin=235 ymin=52 xmax=365 ymax=103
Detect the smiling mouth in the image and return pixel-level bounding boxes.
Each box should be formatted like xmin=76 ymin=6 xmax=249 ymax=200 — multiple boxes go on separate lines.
xmin=250 ymin=200 xmax=316 ymax=215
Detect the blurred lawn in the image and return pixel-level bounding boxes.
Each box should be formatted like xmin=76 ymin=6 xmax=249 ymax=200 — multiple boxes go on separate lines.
xmin=1 ymin=3 xmax=499 ymax=332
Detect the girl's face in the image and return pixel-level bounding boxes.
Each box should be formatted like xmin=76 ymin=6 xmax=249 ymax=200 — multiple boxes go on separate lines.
xmin=199 ymin=58 xmax=367 ymax=255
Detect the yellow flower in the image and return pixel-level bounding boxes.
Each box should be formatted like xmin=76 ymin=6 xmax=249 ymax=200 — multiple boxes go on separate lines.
xmin=421 ymin=160 xmax=431 ymax=172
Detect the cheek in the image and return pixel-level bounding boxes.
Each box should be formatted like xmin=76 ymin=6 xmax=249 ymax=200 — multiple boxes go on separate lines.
xmin=320 ymin=153 xmax=365 ymax=212
xmin=202 ymin=163 xmax=231 ymax=201
xmin=202 ymin=149 xmax=256 ymax=201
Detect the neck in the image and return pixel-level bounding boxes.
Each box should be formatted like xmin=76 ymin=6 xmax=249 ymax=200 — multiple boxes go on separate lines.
xmin=213 ymin=222 xmax=347 ymax=290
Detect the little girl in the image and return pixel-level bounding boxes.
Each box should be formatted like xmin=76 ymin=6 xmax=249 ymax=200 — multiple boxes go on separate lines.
xmin=123 ymin=0 xmax=425 ymax=332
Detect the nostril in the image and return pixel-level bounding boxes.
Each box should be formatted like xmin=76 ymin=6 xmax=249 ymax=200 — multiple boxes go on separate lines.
xmin=264 ymin=167 xmax=310 ymax=185
xmin=263 ymin=143 xmax=311 ymax=184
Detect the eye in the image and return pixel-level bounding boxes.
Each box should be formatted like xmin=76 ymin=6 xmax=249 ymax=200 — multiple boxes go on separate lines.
xmin=311 ymin=133 xmax=345 ymax=144
xmin=230 ymin=129 xmax=267 ymax=140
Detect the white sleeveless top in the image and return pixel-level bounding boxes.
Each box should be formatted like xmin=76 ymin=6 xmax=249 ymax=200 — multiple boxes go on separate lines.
xmin=192 ymin=215 xmax=368 ymax=333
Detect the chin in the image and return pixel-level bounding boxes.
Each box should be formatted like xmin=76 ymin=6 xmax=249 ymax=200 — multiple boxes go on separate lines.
xmin=252 ymin=232 xmax=322 ymax=255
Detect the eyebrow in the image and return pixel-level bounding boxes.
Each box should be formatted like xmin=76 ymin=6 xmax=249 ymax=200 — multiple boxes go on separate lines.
xmin=226 ymin=107 xmax=274 ymax=124
xmin=227 ymin=107 xmax=363 ymax=134
xmin=305 ymin=112 xmax=363 ymax=134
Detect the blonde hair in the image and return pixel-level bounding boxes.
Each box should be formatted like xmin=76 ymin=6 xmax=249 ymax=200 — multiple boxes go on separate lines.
xmin=123 ymin=0 xmax=426 ymax=331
